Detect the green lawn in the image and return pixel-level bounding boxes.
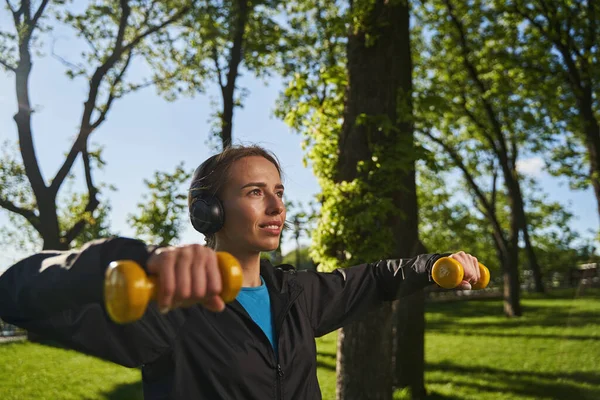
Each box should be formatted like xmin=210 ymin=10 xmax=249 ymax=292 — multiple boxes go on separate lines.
xmin=1 ymin=288 xmax=598 ymax=399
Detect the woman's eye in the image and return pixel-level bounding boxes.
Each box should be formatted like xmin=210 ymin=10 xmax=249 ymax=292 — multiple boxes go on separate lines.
xmin=276 ymin=191 xmax=284 ymax=198
xmin=250 ymin=189 xmax=262 ymax=196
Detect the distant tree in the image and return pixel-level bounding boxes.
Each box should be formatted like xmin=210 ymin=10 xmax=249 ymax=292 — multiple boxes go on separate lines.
xmin=0 ymin=0 xmax=193 ymax=250
xmin=128 ymin=163 xmax=192 ymax=246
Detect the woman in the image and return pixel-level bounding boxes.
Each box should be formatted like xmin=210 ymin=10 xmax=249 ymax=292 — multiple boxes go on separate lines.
xmin=0 ymin=145 xmax=481 ymax=400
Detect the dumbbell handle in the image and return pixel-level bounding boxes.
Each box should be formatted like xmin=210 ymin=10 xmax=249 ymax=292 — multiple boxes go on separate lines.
xmin=431 ymin=256 xmax=490 ymax=289
xmin=104 ymin=252 xmax=243 ymax=324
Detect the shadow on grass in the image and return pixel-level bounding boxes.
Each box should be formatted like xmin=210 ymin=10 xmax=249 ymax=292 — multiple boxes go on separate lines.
xmin=89 ymin=381 xmax=143 ymax=400
xmin=317 ymin=350 xmax=336 ymax=371
xmin=426 ymin=298 xmax=600 ymax=332
xmin=427 ymin=361 xmax=600 ymax=400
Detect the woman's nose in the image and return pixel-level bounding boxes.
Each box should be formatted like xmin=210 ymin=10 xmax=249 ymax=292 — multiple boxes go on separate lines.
xmin=266 ymin=195 xmax=284 ymax=215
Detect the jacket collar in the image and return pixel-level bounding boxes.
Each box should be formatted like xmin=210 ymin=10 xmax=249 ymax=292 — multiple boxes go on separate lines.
xmin=227 ymin=258 xmax=303 ymax=336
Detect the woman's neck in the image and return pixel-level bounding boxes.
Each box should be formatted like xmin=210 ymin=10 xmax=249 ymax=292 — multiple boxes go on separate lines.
xmin=214 ymin=245 xmax=262 ymax=287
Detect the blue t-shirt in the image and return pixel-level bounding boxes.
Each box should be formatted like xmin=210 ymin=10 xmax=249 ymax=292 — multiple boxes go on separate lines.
xmin=236 ymin=276 xmax=276 ymax=353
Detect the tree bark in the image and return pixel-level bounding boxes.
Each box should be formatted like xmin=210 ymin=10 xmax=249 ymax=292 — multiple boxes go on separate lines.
xmin=336 ymin=1 xmax=421 ymax=399
xmin=337 ymin=304 xmax=394 ymax=400
xmin=521 ymin=209 xmax=544 ymax=293
xmin=218 ymin=0 xmax=250 ymax=149
xmin=578 ymin=92 xmax=600 ymax=225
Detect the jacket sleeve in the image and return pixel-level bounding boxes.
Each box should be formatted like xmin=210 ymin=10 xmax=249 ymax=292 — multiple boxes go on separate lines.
xmin=0 ymin=237 xmax=184 ymax=367
xmin=296 ymin=254 xmax=444 ymax=337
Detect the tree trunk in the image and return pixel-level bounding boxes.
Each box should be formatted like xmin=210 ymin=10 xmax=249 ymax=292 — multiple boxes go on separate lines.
xmin=522 ymin=221 xmax=544 ymax=293
xmin=392 ymin=171 xmax=425 ymax=398
xmin=337 ymin=304 xmax=394 ymax=400
xmin=336 ymin=1 xmax=421 ymax=399
xmin=580 ymin=98 xmax=600 ymax=224
xmin=393 ymin=291 xmax=426 ymax=399
xmin=39 ymin=197 xmax=66 ymax=250
xmin=505 ymin=205 xmax=522 ymax=317
xmin=511 ymin=174 xmax=544 ymax=293
xmin=219 ymin=0 xmax=250 ymax=150
xmin=502 ymin=249 xmax=522 ymax=317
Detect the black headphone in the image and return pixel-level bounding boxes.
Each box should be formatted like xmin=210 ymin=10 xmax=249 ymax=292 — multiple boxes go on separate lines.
xmin=188 ymin=155 xmax=225 ymax=235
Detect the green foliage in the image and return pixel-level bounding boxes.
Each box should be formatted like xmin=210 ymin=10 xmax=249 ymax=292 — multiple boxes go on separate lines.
xmin=59 ymin=193 xmax=113 ymax=249
xmin=493 ymin=0 xmax=600 ymax=190
xmin=142 ymin=0 xmax=286 ymax=146
xmin=55 ymin=0 xmax=195 ymax=110
xmin=523 ymin=177 xmax=592 ymax=278
xmin=127 ymin=163 xmax=192 ymax=246
xmin=0 ymin=141 xmax=114 ymax=251
xmin=417 ymin=164 xmax=500 ymax=274
xmin=0 ymin=141 xmax=36 ymax=212
xmin=281 ymin=245 xmax=314 ymax=270
xmin=279 ymin=0 xmax=422 ymax=271
xmin=0 ymin=1 xmax=192 ymax=250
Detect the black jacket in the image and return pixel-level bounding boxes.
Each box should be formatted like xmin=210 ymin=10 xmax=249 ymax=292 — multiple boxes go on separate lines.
xmin=0 ymin=237 xmax=443 ymax=399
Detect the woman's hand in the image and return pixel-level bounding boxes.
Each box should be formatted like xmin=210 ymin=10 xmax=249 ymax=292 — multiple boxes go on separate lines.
xmin=147 ymin=244 xmax=225 ymax=313
xmin=449 ymin=251 xmax=481 ymax=290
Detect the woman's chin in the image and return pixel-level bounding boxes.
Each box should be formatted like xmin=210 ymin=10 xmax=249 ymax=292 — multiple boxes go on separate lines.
xmin=256 ymin=240 xmax=280 ymax=253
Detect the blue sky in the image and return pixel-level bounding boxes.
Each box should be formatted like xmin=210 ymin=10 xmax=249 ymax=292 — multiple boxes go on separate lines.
xmin=0 ymin=9 xmax=598 ymax=271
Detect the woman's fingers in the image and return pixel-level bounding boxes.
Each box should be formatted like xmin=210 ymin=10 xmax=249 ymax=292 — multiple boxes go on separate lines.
xmin=146 ymin=244 xmax=226 ymax=313
xmin=449 ymin=251 xmax=480 ymax=289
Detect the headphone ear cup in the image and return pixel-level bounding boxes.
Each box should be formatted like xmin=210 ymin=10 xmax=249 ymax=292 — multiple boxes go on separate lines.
xmin=189 ymin=196 xmax=225 ymax=235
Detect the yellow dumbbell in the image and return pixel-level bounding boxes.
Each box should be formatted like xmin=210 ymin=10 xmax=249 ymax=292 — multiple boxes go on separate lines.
xmin=431 ymin=256 xmax=490 ymax=289
xmin=104 ymin=252 xmax=243 ymax=324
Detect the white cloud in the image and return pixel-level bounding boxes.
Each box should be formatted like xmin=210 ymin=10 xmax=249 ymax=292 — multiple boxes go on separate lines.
xmin=516 ymin=157 xmax=545 ymax=177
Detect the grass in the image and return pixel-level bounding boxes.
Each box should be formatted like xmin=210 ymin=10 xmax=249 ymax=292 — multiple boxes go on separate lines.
xmin=414 ymin=288 xmax=600 ymax=400
xmin=0 ymin=341 xmax=142 ymax=400
xmin=1 ymin=288 xmax=598 ymax=399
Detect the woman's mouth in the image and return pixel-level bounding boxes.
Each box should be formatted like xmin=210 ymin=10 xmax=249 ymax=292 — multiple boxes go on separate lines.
xmin=259 ymin=223 xmax=281 ymax=235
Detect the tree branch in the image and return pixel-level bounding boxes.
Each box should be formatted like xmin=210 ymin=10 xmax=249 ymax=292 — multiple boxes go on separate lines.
xmin=459 ymin=92 xmax=499 ymax=155
xmin=585 ymin=1 xmax=596 ymax=55
xmin=422 ymin=129 xmax=494 ymax=217
xmin=444 ymin=0 xmax=510 ymax=161
xmin=4 ymin=0 xmax=16 ymax=14
xmin=0 ymin=195 xmax=39 ymax=230
xmin=121 ymin=5 xmax=192 ymax=55
xmin=0 ymin=57 xmax=16 ymax=72
xmin=212 ymin=46 xmax=226 ymax=92
xmin=50 ymin=0 xmax=192 ymax=196
xmin=49 ymin=0 xmax=132 ymax=196
xmin=63 ymin=142 xmax=99 ymax=245
xmin=490 ymin=160 xmax=498 ymax=214
xmin=90 ymin=49 xmax=133 ymax=130
xmin=31 ymin=0 xmax=50 ymax=27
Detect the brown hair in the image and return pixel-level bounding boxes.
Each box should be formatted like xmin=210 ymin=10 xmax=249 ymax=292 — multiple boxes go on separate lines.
xmin=189 ymin=145 xmax=283 ymax=248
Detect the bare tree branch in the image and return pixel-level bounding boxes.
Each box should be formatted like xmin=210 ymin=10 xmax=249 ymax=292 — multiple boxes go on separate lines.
xmin=51 ymin=38 xmax=84 ymax=71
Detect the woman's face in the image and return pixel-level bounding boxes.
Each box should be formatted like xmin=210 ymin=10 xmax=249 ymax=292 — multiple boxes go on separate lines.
xmin=216 ymin=156 xmax=286 ymax=254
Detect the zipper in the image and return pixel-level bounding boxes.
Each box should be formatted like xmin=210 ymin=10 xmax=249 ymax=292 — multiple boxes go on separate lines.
xmin=272 ymin=287 xmax=302 ymax=400
xmin=276 ymin=363 xmax=284 ymax=399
